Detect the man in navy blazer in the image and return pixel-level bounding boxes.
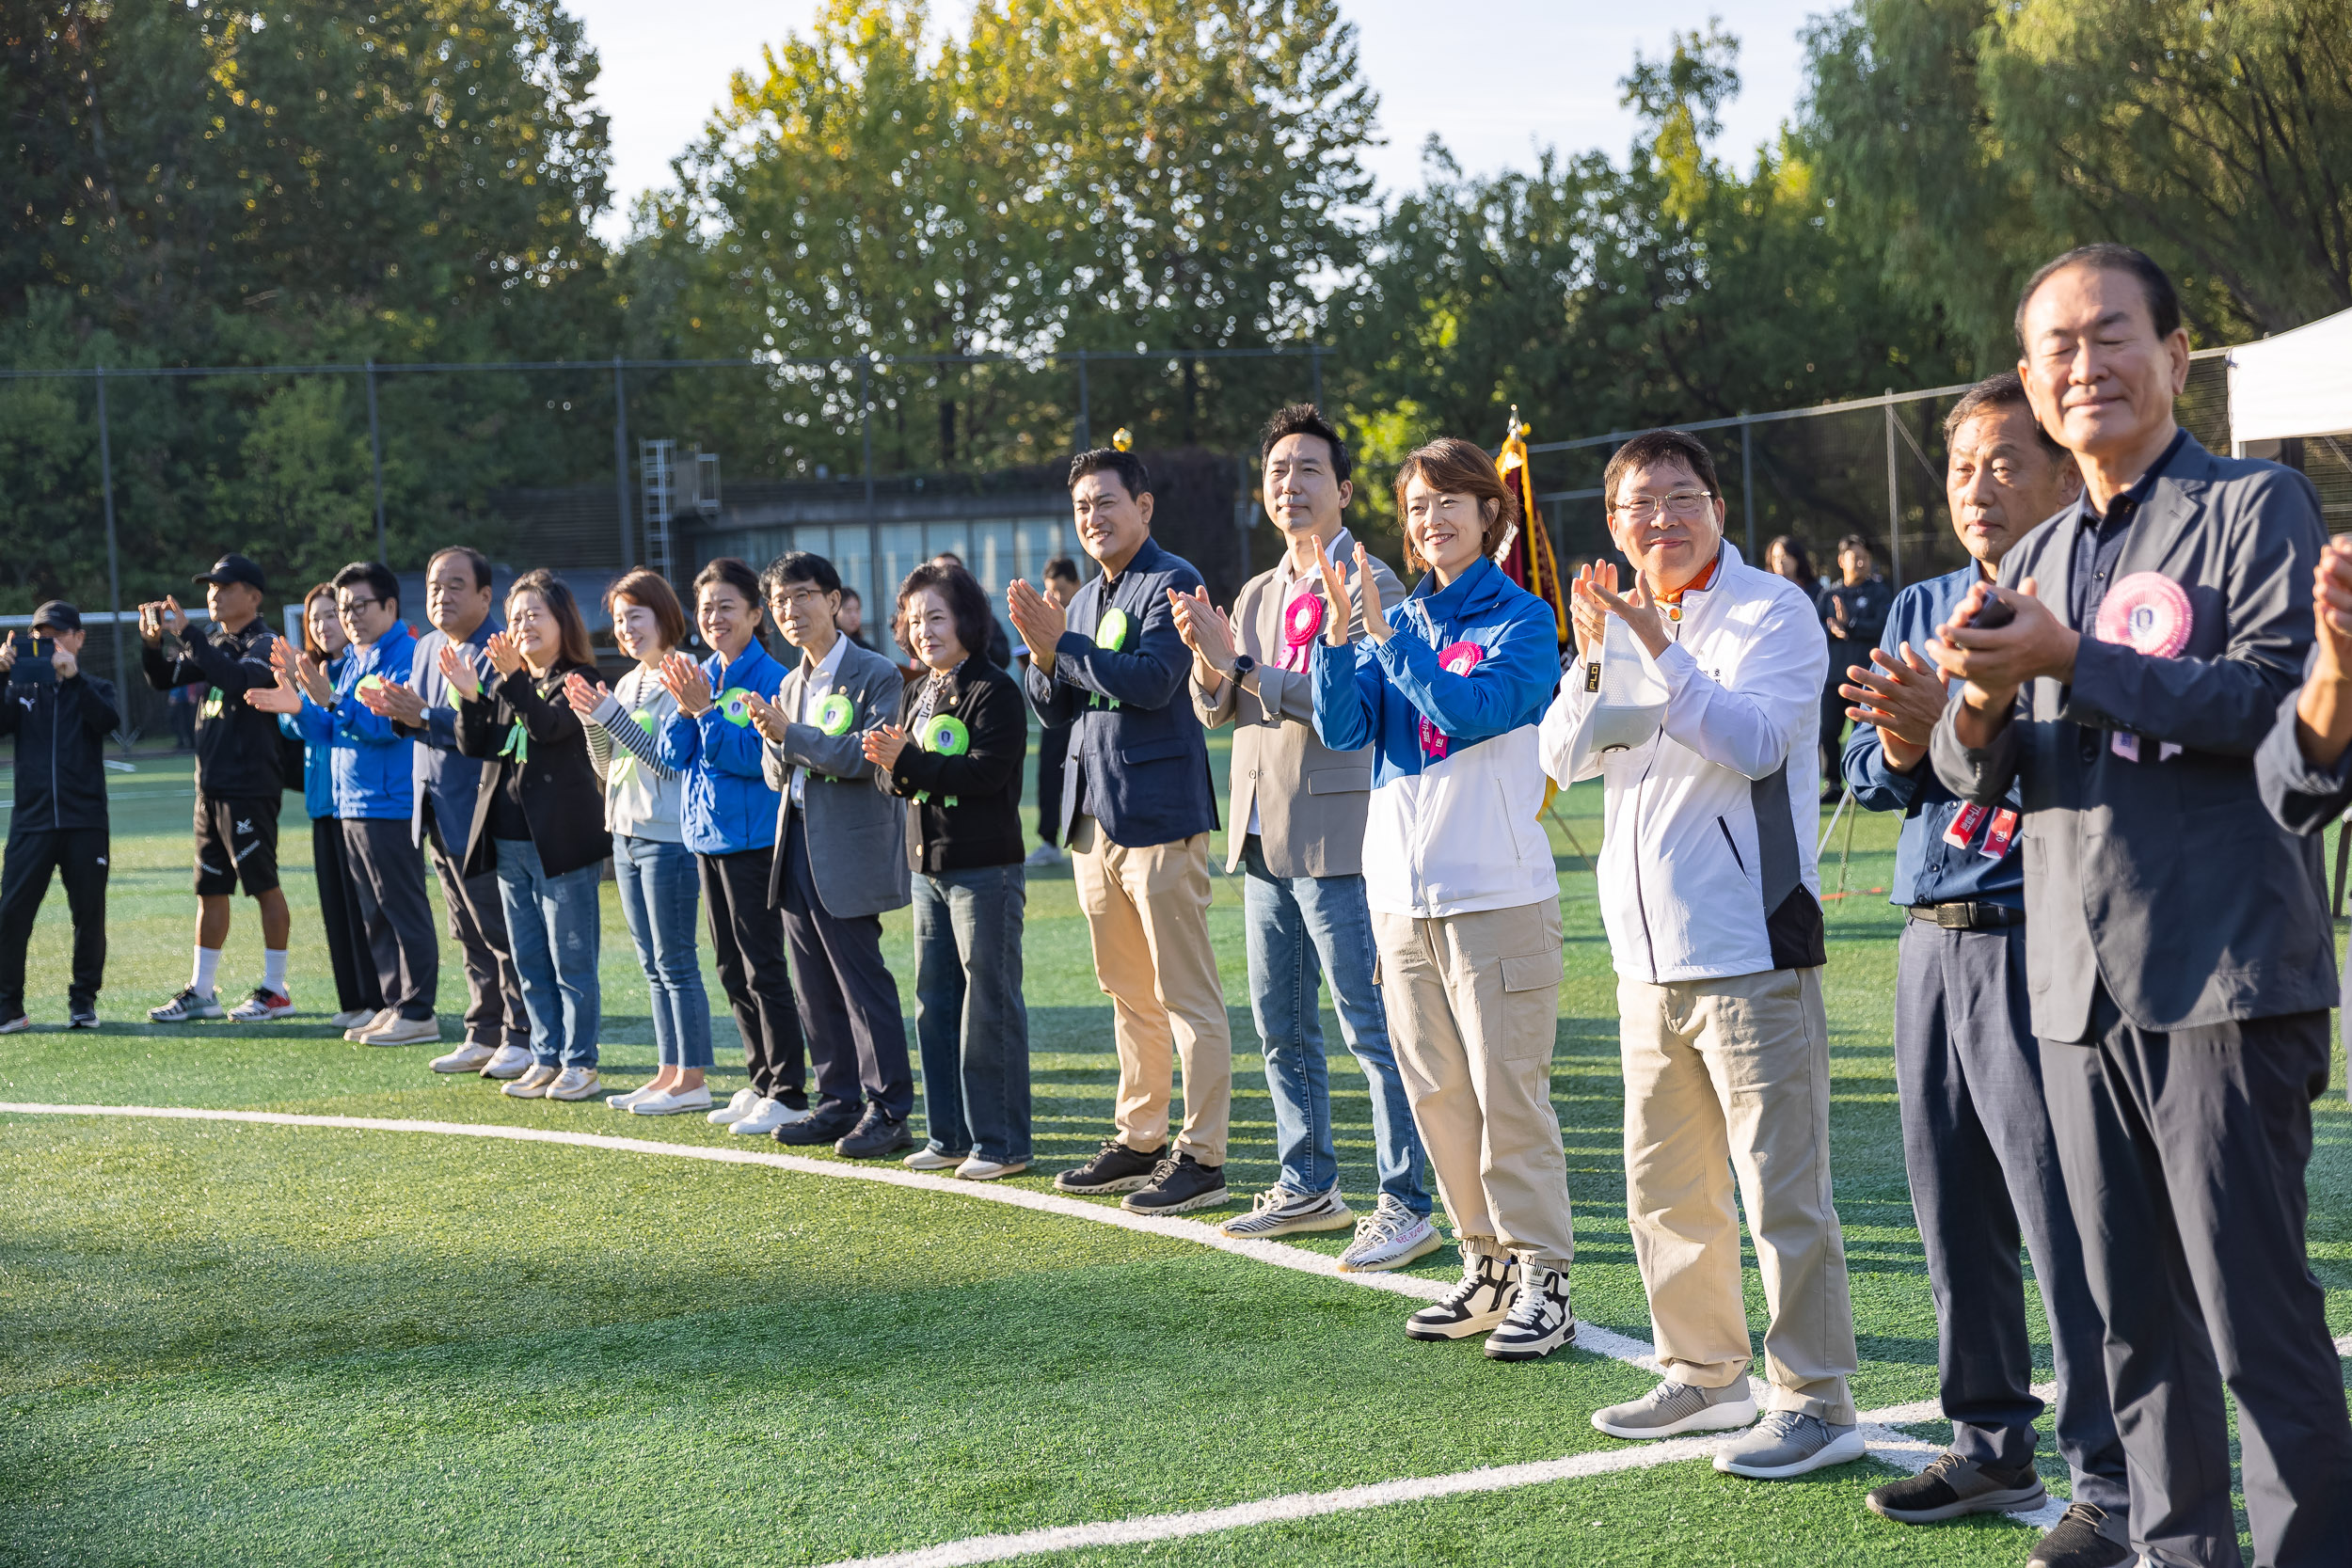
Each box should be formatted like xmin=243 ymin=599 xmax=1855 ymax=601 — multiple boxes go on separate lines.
xmin=1009 ymin=449 xmax=1232 ymax=1216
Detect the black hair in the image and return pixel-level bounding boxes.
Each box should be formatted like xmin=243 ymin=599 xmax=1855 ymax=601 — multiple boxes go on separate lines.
xmin=1602 ymin=429 xmax=1720 ymax=510
xmin=2014 ymin=243 xmax=2183 ymax=348
xmin=1836 ymin=534 xmax=1874 ymax=559
xmin=1260 ymin=402 xmax=1352 ymax=485
xmin=331 ymin=561 xmax=401 ymax=617
xmin=1042 ymin=555 xmax=1082 ymax=583
xmin=1943 ymin=371 xmax=2067 ymax=457
xmin=427 ymin=545 xmax=492 ymax=593
xmin=1766 ymin=535 xmax=1815 ymax=578
xmin=896 ymin=561 xmax=995 ymax=667
xmin=839 ymin=585 xmax=862 ymax=605
xmin=761 ymin=550 xmax=841 ymax=599
xmin=691 ymin=556 xmax=761 ymax=609
xmin=1069 ymin=447 xmax=1151 ymax=500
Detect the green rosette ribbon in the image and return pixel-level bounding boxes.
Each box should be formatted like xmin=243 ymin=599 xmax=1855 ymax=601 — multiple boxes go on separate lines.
xmin=914 ymin=713 xmax=970 ymax=806
xmin=1090 ymin=606 xmax=1130 ymax=710
xmin=717 ymin=687 xmax=756 ymax=727
xmin=818 ymin=692 xmax=855 ymax=736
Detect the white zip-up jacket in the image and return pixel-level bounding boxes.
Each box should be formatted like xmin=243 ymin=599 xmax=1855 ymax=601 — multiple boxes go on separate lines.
xmin=1540 ymin=543 xmax=1829 ymax=983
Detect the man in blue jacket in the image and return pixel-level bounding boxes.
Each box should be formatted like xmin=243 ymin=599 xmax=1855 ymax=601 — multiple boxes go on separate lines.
xmin=1840 ymin=373 xmax=2130 ymax=1568
xmin=0 ymin=602 xmax=119 ymax=1032
xmin=1009 ymin=448 xmax=1232 ymax=1215
xmin=284 ymin=562 xmax=438 ymax=1047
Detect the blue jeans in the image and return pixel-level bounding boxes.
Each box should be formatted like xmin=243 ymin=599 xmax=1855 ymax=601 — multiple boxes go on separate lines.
xmin=493 ymin=837 xmax=602 ymax=1069
xmin=1240 ymin=836 xmax=1429 ymax=1212
xmin=612 ymin=833 xmax=712 ymax=1069
xmin=912 ymin=864 xmax=1031 ymax=1164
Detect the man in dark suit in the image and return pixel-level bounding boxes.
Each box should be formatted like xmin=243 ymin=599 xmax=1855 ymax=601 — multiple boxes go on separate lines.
xmin=1009 ymin=449 xmax=1232 ymax=1216
xmin=1931 ymin=244 xmax=2350 ymax=1568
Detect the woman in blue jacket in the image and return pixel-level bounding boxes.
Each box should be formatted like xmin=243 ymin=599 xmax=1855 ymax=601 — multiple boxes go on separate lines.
xmin=654 ymin=557 xmax=801 ymax=1137
xmin=270 ymin=585 xmax=380 ymax=1030
xmin=1312 ymin=436 xmax=1573 ymax=1363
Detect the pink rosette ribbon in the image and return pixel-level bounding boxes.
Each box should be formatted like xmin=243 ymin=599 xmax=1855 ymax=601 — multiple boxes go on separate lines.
xmin=1417 ymin=641 xmax=1486 ymax=760
xmin=2093 ymin=572 xmax=2193 ymax=658
xmin=1279 ymin=590 xmax=1325 ymax=672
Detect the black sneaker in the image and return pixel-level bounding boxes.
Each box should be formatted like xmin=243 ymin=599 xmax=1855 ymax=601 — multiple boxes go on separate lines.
xmin=2027 ymin=1502 xmax=2134 ymax=1568
xmin=1120 ymin=1151 xmax=1230 ymax=1214
xmin=834 ymin=1107 xmax=914 ymax=1160
xmin=68 ymin=1006 xmax=100 ymax=1030
xmin=1867 ymin=1450 xmax=2046 ymax=1524
xmin=1483 ymin=1262 xmax=1575 ymax=1360
xmin=1406 ymin=1250 xmax=1518 ymax=1340
xmin=773 ymin=1099 xmax=859 ymax=1148
xmin=1053 ymin=1139 xmax=1166 ymax=1196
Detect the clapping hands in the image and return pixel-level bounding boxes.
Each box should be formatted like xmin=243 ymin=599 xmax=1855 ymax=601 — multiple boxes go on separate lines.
xmin=862 ymin=722 xmax=909 ymax=770
xmin=658 ymin=651 xmax=713 ymax=716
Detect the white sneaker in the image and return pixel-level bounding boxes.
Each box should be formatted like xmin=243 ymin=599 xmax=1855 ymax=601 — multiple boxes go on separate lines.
xmin=478 ymin=1042 xmax=534 ymax=1080
xmin=728 ymin=1097 xmax=797 ymax=1135
xmin=0 ymin=1014 xmax=29 ymax=1035
xmin=343 ymin=1006 xmax=396 ymax=1043
xmin=1024 ymin=842 xmax=1066 ymax=867
xmin=629 ymin=1085 xmax=713 ymax=1117
xmin=955 ymin=1156 xmax=1029 ymax=1180
xmin=363 ymin=1013 xmax=441 ymax=1047
xmin=708 ymin=1086 xmax=759 ymax=1125
xmin=1218 ymin=1183 xmax=1354 ymax=1239
xmin=501 ymin=1064 xmax=559 ymax=1099
xmin=430 ymin=1041 xmax=498 ymax=1074
xmin=1338 ymin=1195 xmax=1445 ymax=1273
xmin=544 ymin=1066 xmax=602 ymax=1101
xmin=227 ymin=988 xmax=294 ymax=1022
xmin=327 ymin=1008 xmax=378 ymax=1031
xmin=903 ymin=1147 xmax=970 ymax=1171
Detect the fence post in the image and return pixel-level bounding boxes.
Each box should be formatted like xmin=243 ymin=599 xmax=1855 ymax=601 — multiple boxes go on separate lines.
xmin=1740 ymin=417 xmax=1755 ymax=561
xmin=1310 ymin=343 xmax=1324 ymax=410
xmin=612 ymin=356 xmax=632 ymax=566
xmin=862 ymin=355 xmax=880 ymax=614
xmin=1074 ymin=350 xmax=1091 ymax=451
xmin=96 ymin=364 xmax=128 ymax=749
xmin=365 ymin=358 xmax=387 ymax=562
xmin=1883 ymin=390 xmax=1900 ymax=589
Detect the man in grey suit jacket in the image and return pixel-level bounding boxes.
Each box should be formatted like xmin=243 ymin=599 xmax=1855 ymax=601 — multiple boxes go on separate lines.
xmin=362 ymin=546 xmax=529 ymax=1079
xmin=1930 ymin=245 xmax=2349 ymax=1568
xmin=1173 ymin=404 xmax=1437 ymax=1272
xmin=746 ymin=551 xmax=914 ymax=1161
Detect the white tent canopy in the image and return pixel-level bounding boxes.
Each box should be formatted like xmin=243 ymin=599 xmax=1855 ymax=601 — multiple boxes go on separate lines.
xmin=2229 ymin=306 xmax=2352 ymax=453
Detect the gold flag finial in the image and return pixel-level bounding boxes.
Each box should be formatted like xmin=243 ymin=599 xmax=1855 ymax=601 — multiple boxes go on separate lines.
xmin=1111 ymin=426 xmax=1135 ymax=452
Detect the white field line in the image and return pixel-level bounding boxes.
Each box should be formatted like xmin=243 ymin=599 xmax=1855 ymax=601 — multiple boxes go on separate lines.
xmin=0 ymin=1101 xmax=2129 ymax=1557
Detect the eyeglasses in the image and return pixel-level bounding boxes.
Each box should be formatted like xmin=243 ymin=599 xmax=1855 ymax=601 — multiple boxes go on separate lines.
xmin=337 ymin=596 xmax=381 ymax=616
xmin=1613 ymin=489 xmax=1714 ymax=523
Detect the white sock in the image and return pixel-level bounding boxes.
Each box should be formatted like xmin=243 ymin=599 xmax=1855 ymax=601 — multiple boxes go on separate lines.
xmin=262 ymin=949 xmax=289 ymax=993
xmin=191 ymin=946 xmax=222 ymax=997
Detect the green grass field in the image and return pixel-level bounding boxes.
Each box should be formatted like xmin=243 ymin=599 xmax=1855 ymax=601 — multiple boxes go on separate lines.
xmin=2 ymin=742 xmax=2346 ymax=1566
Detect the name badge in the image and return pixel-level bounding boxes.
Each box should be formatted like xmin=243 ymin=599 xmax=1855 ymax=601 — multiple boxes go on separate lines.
xmin=1979 ymin=808 xmax=2019 ymax=861
xmin=1943 ymin=802 xmax=1989 ymax=849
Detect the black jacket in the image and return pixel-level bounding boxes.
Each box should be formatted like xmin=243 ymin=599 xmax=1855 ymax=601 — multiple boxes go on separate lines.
xmin=142 ymin=618 xmax=286 ymax=799
xmin=453 ymin=660 xmax=608 ymax=879
xmin=1 ymin=667 xmax=119 ymax=834
xmin=881 ymin=657 xmax=1027 ymax=872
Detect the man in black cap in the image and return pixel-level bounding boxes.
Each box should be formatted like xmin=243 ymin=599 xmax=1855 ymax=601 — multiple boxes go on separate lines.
xmin=138 ymin=554 xmax=295 ymax=1022
xmin=0 ymin=602 xmax=119 ymax=1032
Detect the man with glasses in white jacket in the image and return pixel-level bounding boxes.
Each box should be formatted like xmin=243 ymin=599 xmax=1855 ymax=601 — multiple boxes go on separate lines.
xmin=1541 ymin=428 xmax=1860 ymax=1480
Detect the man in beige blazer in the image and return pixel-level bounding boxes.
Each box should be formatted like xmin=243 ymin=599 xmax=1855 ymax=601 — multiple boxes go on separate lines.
xmin=1172 ymin=403 xmax=1438 ymax=1272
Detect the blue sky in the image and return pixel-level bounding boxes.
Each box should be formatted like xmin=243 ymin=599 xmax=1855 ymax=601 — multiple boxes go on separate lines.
xmin=567 ymin=0 xmax=1833 ymax=242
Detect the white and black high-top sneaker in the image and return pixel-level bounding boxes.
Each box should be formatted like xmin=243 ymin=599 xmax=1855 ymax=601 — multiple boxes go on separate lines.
xmin=1483 ymin=1262 xmax=1575 ymax=1360
xmin=1405 ymin=1250 xmax=1519 ymax=1341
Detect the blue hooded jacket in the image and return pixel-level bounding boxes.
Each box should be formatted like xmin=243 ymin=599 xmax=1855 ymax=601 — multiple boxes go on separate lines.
xmin=282 ymin=650 xmax=348 ymax=820
xmin=657 ymin=639 xmax=787 ymax=856
xmin=295 ymin=623 xmax=418 ymax=821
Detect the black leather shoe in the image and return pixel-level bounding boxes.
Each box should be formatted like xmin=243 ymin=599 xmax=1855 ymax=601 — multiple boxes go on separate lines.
xmin=2027 ymin=1502 xmax=2133 ymax=1568
xmin=773 ymin=1099 xmax=860 ymax=1147
xmin=834 ymin=1107 xmax=914 ymax=1160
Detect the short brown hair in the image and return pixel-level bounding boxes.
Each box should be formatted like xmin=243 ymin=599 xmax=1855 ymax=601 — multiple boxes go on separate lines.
xmin=1392 ymin=436 xmax=1517 ymax=575
xmin=506 ymin=568 xmax=597 ymax=669
xmin=1943 ymin=370 xmax=2066 ymax=457
xmin=1602 ymin=430 xmax=1719 ymax=513
xmin=606 ymin=567 xmax=688 ymax=652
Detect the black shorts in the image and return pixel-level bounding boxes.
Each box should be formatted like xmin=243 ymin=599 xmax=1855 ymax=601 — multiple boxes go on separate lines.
xmin=193 ymin=793 xmax=281 ymax=896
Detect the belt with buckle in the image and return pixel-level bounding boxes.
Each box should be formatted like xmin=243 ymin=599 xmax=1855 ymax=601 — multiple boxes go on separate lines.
xmin=1907 ymin=901 xmax=2026 ymax=931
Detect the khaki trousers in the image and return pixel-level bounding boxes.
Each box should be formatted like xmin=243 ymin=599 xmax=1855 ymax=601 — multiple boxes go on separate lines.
xmin=1069 ymin=816 xmax=1232 ymax=1164
xmin=1373 ymin=900 xmax=1574 ymax=1268
xmin=1617 ymin=965 xmax=1856 ymax=1423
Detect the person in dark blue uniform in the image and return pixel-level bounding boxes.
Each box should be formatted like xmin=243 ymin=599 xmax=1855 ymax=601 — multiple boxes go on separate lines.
xmin=0 ymin=602 xmax=119 ymax=1032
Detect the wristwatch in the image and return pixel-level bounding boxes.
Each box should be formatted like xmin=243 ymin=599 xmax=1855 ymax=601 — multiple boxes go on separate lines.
xmin=1229 ymin=654 xmax=1257 ymax=681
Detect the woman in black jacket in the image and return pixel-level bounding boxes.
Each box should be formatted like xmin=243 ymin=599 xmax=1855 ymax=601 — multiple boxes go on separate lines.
xmin=862 ymin=562 xmax=1031 ymax=1179
xmin=444 ymin=569 xmax=608 ymax=1102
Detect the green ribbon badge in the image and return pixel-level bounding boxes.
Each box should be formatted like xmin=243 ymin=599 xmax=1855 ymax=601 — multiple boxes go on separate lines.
xmin=498 ymin=720 xmax=529 ymax=765
xmin=610 ymin=709 xmax=657 ymax=786
xmin=717 ymin=687 xmax=756 ymax=727
xmin=356 ymin=673 xmax=388 ymax=698
xmin=914 ymin=713 xmax=970 ymax=807
xmin=818 ymin=692 xmax=855 ymax=736
xmin=1094 ymin=607 xmax=1131 ymax=650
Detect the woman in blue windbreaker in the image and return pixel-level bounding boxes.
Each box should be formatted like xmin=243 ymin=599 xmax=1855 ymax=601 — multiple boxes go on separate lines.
xmin=273 ymin=583 xmax=381 ymax=1031
xmin=653 ymin=557 xmax=802 ymax=1137
xmin=1311 ymin=436 xmax=1575 ymax=1364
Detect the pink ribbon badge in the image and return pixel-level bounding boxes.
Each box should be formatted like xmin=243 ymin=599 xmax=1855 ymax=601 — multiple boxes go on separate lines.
xmin=1279 ymin=591 xmax=1324 ymax=673
xmin=1418 ymin=641 xmax=1486 ymax=760
xmin=2094 ymin=572 xmax=2192 ymax=658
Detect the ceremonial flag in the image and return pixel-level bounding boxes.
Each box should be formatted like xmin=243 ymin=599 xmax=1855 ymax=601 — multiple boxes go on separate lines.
xmin=1493 ymin=405 xmax=1568 ymax=643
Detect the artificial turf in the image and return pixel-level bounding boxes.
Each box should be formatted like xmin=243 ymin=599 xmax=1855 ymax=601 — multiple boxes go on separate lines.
xmin=1 ymin=744 xmax=2345 ymax=1566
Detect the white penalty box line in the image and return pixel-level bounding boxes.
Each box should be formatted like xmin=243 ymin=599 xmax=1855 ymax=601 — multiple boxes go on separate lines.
xmin=8 ymin=1101 xmax=2123 ymax=1561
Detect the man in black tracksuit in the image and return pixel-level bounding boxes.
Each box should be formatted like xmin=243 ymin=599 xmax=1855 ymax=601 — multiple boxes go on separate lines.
xmin=0 ymin=601 xmax=119 ymax=1032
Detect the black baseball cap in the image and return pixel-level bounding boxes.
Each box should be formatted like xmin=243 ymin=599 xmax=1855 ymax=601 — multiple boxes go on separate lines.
xmin=31 ymin=600 xmax=81 ymax=632
xmin=194 ymin=553 xmax=266 ymax=592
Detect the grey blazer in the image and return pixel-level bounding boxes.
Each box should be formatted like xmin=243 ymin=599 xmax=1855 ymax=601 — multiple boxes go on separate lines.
xmin=1193 ymin=534 xmax=1399 ymax=878
xmin=1931 ymin=431 xmax=2335 ymax=1041
xmin=760 ymin=638 xmax=912 ymax=919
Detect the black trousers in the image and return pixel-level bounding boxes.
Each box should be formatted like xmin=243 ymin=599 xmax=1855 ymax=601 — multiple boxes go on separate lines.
xmin=310 ymin=816 xmax=382 ymax=1015
xmin=342 ymin=818 xmax=439 ymax=1021
xmin=2044 ymin=992 xmax=2352 ymax=1567
xmin=0 ymin=825 xmax=107 ymax=1016
xmin=1035 ymin=721 xmax=1069 ymax=847
xmin=699 ymin=847 xmax=806 ymax=1109
xmin=778 ymin=810 xmax=912 ymax=1120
